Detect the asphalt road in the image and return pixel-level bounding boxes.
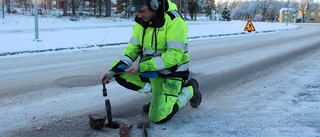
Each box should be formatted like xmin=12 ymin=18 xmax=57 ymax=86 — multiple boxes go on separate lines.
xmin=0 ymin=23 xmax=320 ymax=136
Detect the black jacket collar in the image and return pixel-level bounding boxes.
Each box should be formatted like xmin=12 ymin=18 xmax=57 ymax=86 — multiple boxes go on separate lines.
xmin=134 ymin=15 xmax=165 ymax=28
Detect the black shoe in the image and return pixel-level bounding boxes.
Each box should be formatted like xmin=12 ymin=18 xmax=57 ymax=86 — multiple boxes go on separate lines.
xmin=187 ymin=78 xmax=202 ymax=107
xmin=143 ymin=102 xmax=150 ymax=113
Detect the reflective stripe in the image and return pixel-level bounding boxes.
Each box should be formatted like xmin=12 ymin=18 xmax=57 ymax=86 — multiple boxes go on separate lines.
xmin=167 ymin=41 xmax=185 ymax=50
xmin=158 ymin=63 xmax=189 ymax=74
xmin=129 ymin=37 xmax=139 ymax=45
xmin=184 ymin=44 xmax=188 ymax=53
xmin=143 ymin=49 xmax=165 ymax=56
xmin=120 ymin=55 xmax=133 ymax=65
xmin=167 ymin=41 xmax=188 ymax=53
xmin=178 ymin=87 xmax=191 ymax=107
xmin=139 ymin=83 xmax=151 ymax=93
xmin=177 ymin=63 xmax=189 ymax=71
xmin=154 ymin=56 xmax=166 ymax=70
xmin=142 ymin=42 xmax=186 ymax=56
xmin=170 ymin=10 xmax=180 ymax=18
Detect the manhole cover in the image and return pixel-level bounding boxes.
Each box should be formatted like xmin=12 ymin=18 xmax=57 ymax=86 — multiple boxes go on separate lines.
xmin=54 ymin=75 xmax=99 ymax=87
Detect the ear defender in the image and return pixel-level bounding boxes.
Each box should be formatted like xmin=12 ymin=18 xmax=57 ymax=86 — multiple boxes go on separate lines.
xmin=148 ymin=0 xmax=159 ymax=11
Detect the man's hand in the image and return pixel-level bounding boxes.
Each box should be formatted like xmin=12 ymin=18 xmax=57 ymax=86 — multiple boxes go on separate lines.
xmin=125 ymin=62 xmax=139 ymax=74
xmin=100 ymin=71 xmax=115 ymax=84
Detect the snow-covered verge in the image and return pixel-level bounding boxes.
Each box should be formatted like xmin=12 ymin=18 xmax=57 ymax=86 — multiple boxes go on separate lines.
xmin=0 ymin=14 xmax=298 ymax=57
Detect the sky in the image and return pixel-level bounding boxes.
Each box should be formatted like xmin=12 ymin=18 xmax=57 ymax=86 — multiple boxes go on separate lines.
xmin=0 ymin=14 xmax=297 ymax=58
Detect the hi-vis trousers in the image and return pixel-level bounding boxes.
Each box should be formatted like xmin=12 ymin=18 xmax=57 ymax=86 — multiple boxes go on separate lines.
xmin=115 ymin=73 xmax=194 ymax=123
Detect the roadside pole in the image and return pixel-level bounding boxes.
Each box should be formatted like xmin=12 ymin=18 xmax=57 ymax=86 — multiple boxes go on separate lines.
xmin=286 ymin=0 xmax=290 ymax=26
xmin=34 ymin=0 xmax=39 ymax=41
xmin=2 ymin=0 xmax=4 ymax=19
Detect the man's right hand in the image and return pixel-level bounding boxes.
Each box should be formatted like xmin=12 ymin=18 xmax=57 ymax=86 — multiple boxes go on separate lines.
xmin=100 ymin=71 xmax=115 ymax=84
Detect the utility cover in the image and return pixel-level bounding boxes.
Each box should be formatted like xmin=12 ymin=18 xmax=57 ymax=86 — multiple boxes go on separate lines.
xmin=244 ymin=20 xmax=256 ymax=32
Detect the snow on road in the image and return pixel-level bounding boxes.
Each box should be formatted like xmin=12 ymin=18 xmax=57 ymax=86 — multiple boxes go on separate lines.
xmin=3 ymin=49 xmax=320 ymax=137
xmin=1 ymin=15 xmax=319 ymax=136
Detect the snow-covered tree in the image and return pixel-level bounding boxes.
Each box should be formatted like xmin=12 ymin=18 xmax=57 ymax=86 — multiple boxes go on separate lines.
xmin=232 ymin=1 xmax=258 ymax=21
xmin=205 ymin=2 xmax=217 ymax=17
xmin=221 ymin=6 xmax=231 ymax=21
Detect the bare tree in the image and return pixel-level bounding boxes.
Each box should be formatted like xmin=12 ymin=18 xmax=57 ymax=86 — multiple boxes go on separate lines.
xmin=306 ymin=0 xmax=318 ymax=22
xmin=117 ymin=0 xmax=128 ymax=17
xmin=71 ymin=0 xmax=75 ymax=15
xmin=298 ymin=0 xmax=310 ymax=23
xmin=49 ymin=0 xmax=52 ymax=10
xmin=187 ymin=0 xmax=198 ymax=20
xmin=98 ymin=0 xmax=102 ymax=16
xmin=232 ymin=1 xmax=259 ymax=21
xmin=228 ymin=1 xmax=238 ymax=12
xmin=93 ymin=0 xmax=96 ymax=16
xmin=257 ymin=0 xmax=272 ymax=21
xmin=63 ymin=0 xmax=67 ymax=16
xmin=105 ymin=0 xmax=111 ymax=17
xmin=268 ymin=1 xmax=285 ymax=22
xmin=6 ymin=0 xmax=11 ymax=13
xmin=23 ymin=0 xmax=28 ymax=14
xmin=232 ymin=1 xmax=244 ymax=20
xmin=289 ymin=0 xmax=300 ymax=11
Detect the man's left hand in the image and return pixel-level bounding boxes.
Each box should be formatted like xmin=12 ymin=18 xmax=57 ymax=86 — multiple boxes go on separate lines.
xmin=125 ymin=62 xmax=139 ymax=74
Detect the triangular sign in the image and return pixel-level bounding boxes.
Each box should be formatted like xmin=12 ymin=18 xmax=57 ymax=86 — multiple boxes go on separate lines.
xmin=244 ymin=19 xmax=255 ymax=32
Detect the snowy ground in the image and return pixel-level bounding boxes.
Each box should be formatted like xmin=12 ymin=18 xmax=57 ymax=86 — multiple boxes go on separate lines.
xmin=3 ymin=14 xmax=320 ymax=137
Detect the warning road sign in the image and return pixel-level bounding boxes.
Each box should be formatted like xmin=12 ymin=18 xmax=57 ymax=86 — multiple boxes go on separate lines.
xmin=244 ymin=19 xmax=255 ymax=32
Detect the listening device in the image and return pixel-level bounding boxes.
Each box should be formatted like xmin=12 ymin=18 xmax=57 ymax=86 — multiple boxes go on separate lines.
xmin=148 ymin=0 xmax=159 ymax=11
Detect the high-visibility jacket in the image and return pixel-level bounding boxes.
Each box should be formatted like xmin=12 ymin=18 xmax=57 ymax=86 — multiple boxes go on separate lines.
xmin=110 ymin=0 xmax=189 ymax=79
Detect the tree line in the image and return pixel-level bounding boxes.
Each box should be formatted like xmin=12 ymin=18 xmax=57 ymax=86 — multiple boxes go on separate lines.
xmin=1 ymin=0 xmax=314 ymax=22
xmin=182 ymin=0 xmax=312 ymax=22
xmin=224 ymin=0 xmax=312 ymax=22
xmin=2 ymin=0 xmax=112 ymax=17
